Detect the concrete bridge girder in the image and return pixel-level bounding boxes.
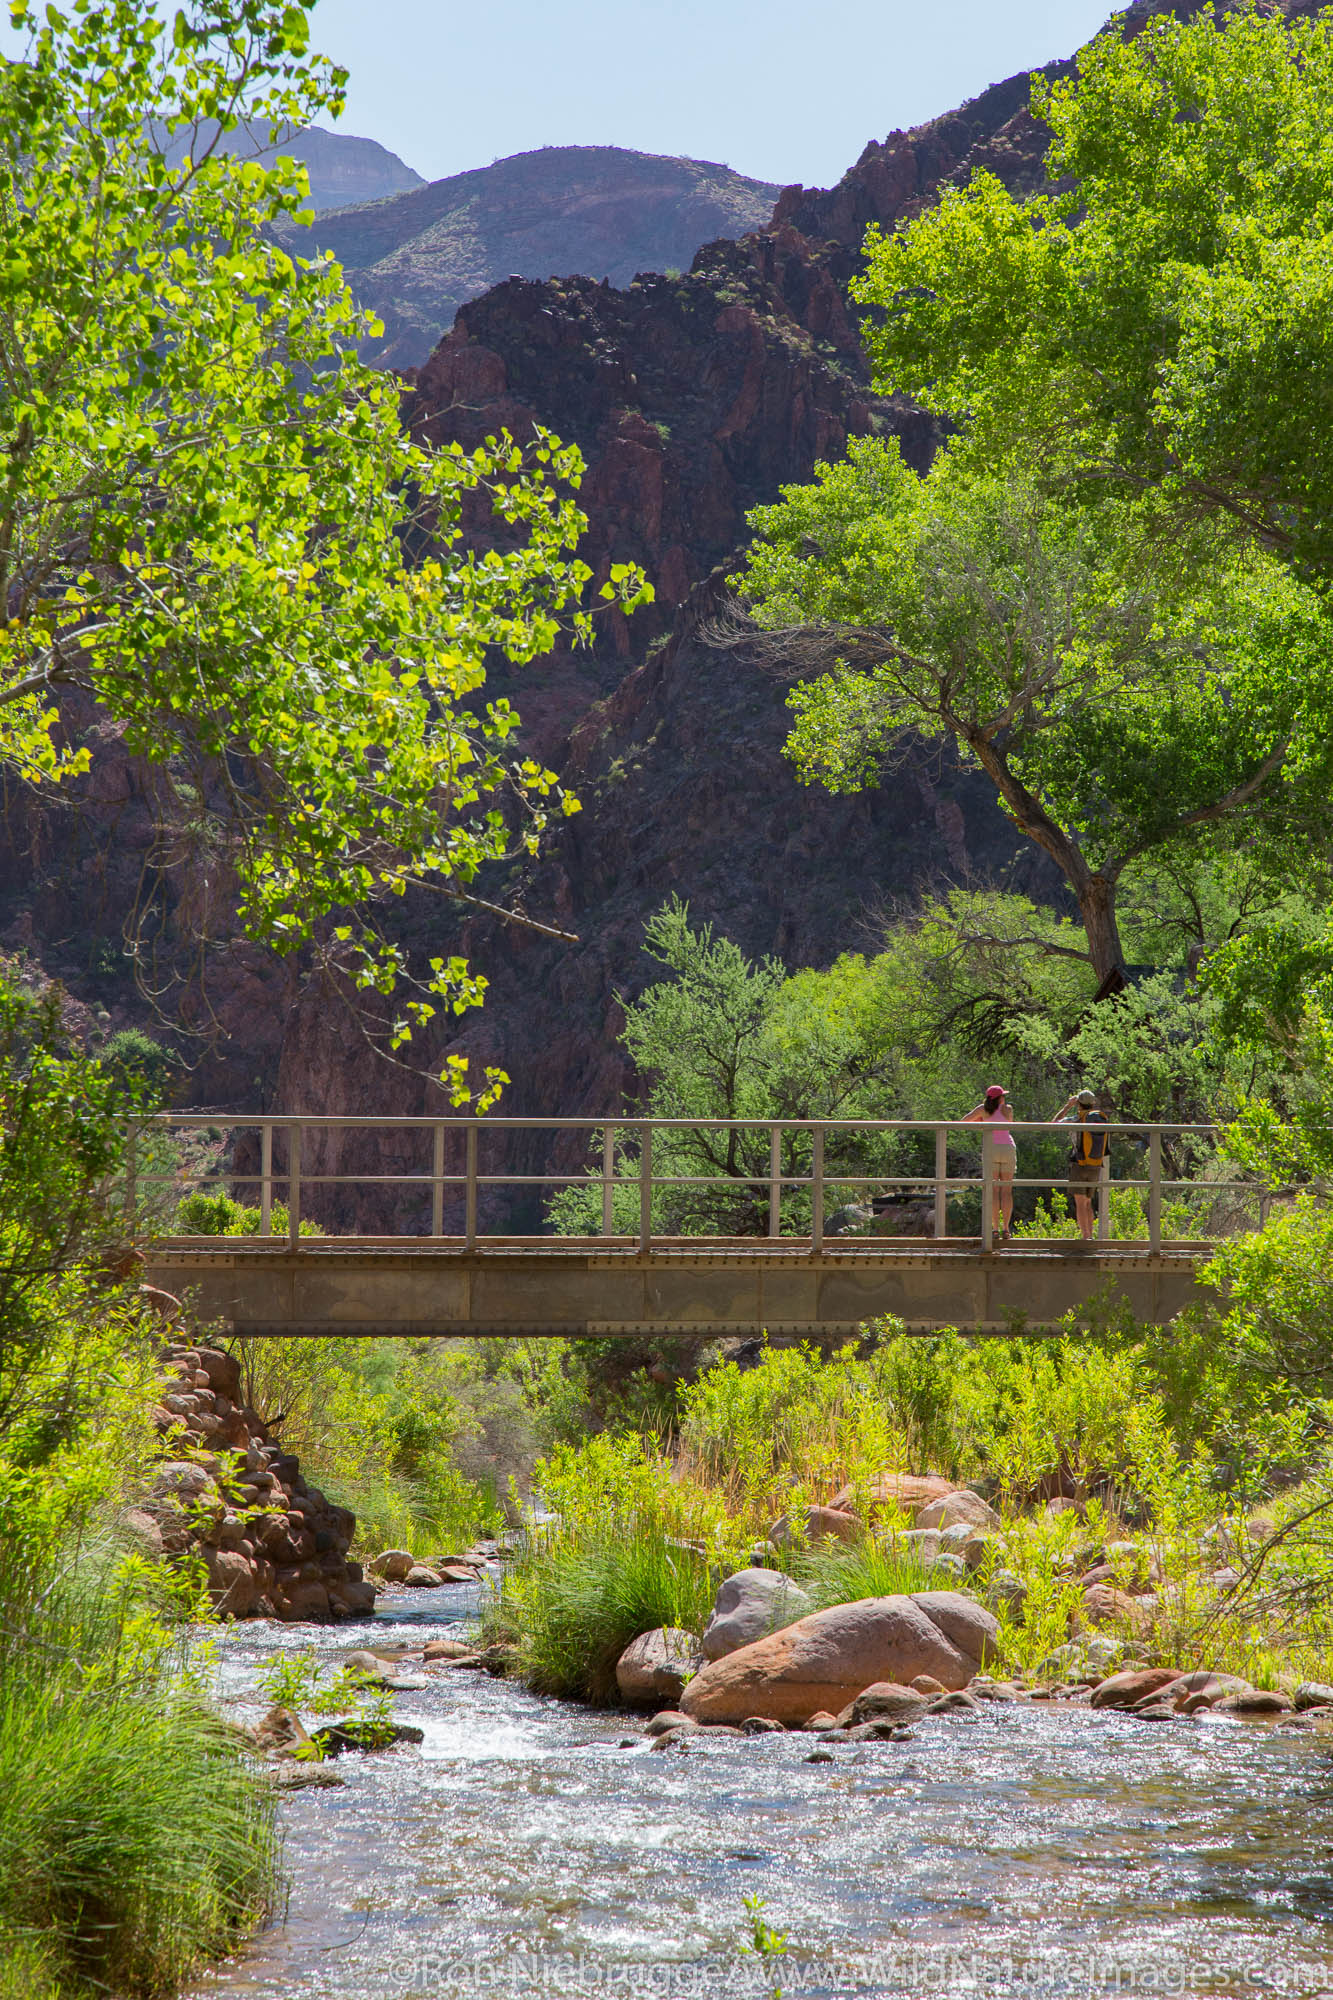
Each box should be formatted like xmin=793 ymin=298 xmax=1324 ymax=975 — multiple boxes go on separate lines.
xmin=143 ymin=1240 xmax=1208 ymax=1338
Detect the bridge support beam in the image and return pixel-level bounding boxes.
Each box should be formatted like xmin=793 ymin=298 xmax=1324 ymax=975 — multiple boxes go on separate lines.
xmin=142 ymin=1241 xmax=1208 ymax=1339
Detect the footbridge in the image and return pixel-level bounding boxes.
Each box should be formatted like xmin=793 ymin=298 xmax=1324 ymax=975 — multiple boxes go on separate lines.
xmin=139 ymin=1115 xmax=1242 ymax=1337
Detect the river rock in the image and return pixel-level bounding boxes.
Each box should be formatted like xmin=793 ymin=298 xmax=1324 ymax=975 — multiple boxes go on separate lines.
xmin=615 ymin=1627 xmax=704 ymax=1706
xmin=645 ymin=1710 xmax=696 ymax=1737
xmin=369 ymin=1550 xmax=416 ymax=1582
xmin=767 ymin=1505 xmax=861 ymax=1547
xmin=269 ymin=1763 xmax=346 ymax=1791
xmin=309 ymin=1719 xmax=426 ymax=1756
xmin=120 ymin=1506 xmax=165 ymax=1556
xmin=915 ymin=1491 xmax=1001 ymax=1533
xmin=1079 ymin=1585 xmax=1151 ymax=1634
xmin=900 ymin=1528 xmax=943 ymax=1565
xmin=910 ymin=1674 xmax=946 ymax=1694
xmin=405 ymin=1566 xmax=443 ymax=1587
xmin=927 ymin=1689 xmax=982 ymax=1715
xmin=803 ymin=1710 xmax=839 ymax=1730
xmin=987 ymin=1569 xmax=1028 ymax=1614
xmin=1295 ymin=1682 xmax=1333 ymax=1711
xmin=829 ymin=1473 xmax=954 ymax=1516
xmin=1213 ymin=1689 xmax=1293 ymax=1718
xmin=142 ymin=1346 xmax=374 ymax=1624
xmin=678 ymin=1590 xmax=999 ymax=1726
xmin=840 ymin=1682 xmax=928 ymax=1726
xmin=701 ymin=1568 xmax=814 ymax=1661
xmin=423 ymin=1639 xmax=477 ymax=1662
xmin=1158 ymin=1671 xmax=1252 ymax=1710
xmin=1090 ymin=1668 xmax=1182 ymax=1710
xmin=252 ymin=1704 xmax=311 ymax=1755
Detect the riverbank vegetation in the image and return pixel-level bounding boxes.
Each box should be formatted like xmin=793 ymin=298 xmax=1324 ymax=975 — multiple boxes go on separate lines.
xmin=0 ymin=975 xmax=278 ymax=1992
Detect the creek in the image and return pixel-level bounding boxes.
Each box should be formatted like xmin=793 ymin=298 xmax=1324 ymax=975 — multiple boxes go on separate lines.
xmin=195 ymin=1583 xmax=1333 ymax=2000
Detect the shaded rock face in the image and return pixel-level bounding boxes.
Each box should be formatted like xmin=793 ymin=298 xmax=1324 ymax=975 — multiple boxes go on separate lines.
xmin=266 ymin=591 xmax=1052 ymax=1234
xmin=281 ymin=146 xmax=782 ymax=370
xmin=678 ymin=1590 xmax=998 ymax=1725
xmin=140 ymin=1343 xmax=375 ymax=1623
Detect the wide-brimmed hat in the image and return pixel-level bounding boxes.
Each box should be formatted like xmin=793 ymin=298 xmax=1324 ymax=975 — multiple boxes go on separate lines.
xmin=1076 ymin=1088 xmax=1098 ymax=1106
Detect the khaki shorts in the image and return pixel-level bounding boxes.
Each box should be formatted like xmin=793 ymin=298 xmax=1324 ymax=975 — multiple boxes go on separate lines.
xmin=991 ymin=1151 xmax=1015 ymax=1182
xmin=1068 ymin=1160 xmax=1103 ymax=1198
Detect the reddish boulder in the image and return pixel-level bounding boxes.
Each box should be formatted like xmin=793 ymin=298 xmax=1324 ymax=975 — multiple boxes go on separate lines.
xmin=829 ymin=1473 xmax=955 ymax=1516
xmin=1090 ymin=1668 xmax=1181 ymax=1710
xmin=678 ymin=1591 xmax=998 ymax=1726
xmin=768 ymin=1506 xmax=861 ymax=1547
xmin=915 ymin=1491 xmax=1001 ymax=1533
xmin=615 ymin=1627 xmax=704 ymax=1707
xmin=1080 ymin=1585 xmax=1152 ymax=1635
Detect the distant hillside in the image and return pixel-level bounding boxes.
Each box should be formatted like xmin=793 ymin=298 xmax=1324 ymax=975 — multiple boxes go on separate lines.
xmin=157 ymin=122 xmax=423 ymax=210
xmin=282 ymin=126 xmax=424 ymax=210
xmin=277 ymin=145 xmax=783 ymax=369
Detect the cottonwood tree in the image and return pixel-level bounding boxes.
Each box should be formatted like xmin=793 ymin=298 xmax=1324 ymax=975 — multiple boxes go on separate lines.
xmin=738 ymin=442 xmax=1332 ymax=983
xmin=855 ymin=3 xmax=1333 ymax=581
xmin=0 ymin=1 xmax=648 ymax=1092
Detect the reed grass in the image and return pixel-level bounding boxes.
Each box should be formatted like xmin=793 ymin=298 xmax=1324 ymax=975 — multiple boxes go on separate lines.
xmin=0 ymin=1545 xmax=277 ymax=1996
xmin=487 ymin=1517 xmax=717 ymax=1702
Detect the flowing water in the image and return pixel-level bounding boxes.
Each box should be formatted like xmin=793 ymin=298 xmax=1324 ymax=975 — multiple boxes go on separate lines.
xmin=196 ymin=1584 xmax=1333 ymax=2000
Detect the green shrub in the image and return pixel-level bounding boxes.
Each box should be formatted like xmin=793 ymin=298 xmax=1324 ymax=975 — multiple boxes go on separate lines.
xmin=175 ymin=1189 xmax=322 ymax=1236
xmin=99 ymin=1026 xmax=178 ymax=1096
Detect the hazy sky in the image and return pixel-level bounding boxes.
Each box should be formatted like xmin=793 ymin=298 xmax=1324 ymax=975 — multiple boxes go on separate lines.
xmin=304 ymin=0 xmax=1114 ymax=190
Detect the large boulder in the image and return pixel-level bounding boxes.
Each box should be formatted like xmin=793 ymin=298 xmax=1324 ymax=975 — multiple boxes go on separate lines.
xmin=702 ymin=1569 xmax=814 ymax=1662
xmin=1080 ymin=1584 xmax=1152 ymax=1635
xmin=615 ymin=1627 xmax=704 ymax=1706
xmin=678 ymin=1591 xmax=999 ymax=1726
xmin=767 ymin=1505 xmax=860 ymax=1547
xmin=914 ymin=1490 xmax=1001 ymax=1533
xmin=830 ymin=1473 xmax=954 ymax=1516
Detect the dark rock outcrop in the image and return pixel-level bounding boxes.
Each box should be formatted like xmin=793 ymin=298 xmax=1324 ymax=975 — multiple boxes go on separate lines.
xmin=283 ymin=146 xmax=782 ymax=369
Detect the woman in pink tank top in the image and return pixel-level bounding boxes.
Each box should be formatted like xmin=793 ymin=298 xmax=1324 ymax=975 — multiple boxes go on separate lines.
xmin=960 ymin=1083 xmax=1016 ymax=1241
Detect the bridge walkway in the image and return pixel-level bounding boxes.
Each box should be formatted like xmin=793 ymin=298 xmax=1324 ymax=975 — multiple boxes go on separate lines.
xmin=137 ymin=1114 xmax=1239 ymax=1336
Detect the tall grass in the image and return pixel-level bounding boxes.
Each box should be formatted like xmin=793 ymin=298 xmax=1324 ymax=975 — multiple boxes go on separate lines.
xmin=0 ymin=1541 xmax=277 ymax=1995
xmin=793 ymin=1537 xmax=937 ymax=1610
xmin=487 ymin=1519 xmax=717 ymax=1702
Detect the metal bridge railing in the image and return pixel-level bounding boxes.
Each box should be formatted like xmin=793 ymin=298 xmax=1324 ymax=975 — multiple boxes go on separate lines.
xmin=132 ymin=1115 xmax=1256 ymax=1257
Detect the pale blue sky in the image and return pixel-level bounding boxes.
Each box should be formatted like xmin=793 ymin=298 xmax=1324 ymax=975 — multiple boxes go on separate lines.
xmin=305 ymin=0 xmax=1114 ymax=189
xmin=0 ymin=3 xmax=1117 ymax=190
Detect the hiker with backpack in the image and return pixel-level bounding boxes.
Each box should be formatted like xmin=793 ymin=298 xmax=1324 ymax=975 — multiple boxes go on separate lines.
xmin=1053 ymin=1087 xmax=1109 ymax=1242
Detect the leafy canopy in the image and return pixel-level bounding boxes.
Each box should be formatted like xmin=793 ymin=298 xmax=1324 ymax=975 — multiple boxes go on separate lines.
xmin=854 ymin=2 xmax=1333 ymax=576
xmin=0 ymin=1 xmax=649 ymax=1078
xmin=739 ymin=439 xmax=1332 ymax=978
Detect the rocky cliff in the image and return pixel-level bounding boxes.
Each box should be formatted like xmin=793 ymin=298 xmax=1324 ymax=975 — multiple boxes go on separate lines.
xmin=282 ymin=146 xmax=782 ymax=369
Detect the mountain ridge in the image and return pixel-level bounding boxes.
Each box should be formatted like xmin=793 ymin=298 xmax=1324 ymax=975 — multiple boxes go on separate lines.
xmin=278 ymin=145 xmax=783 ymax=368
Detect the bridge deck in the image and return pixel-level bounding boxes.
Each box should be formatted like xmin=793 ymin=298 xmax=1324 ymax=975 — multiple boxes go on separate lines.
xmin=143 ymin=1236 xmax=1210 ymax=1337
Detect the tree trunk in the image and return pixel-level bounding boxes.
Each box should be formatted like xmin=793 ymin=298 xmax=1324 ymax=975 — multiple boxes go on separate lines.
xmin=1075 ymin=874 xmax=1125 ymax=988
xmin=960 ymin=727 xmax=1126 ymax=985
